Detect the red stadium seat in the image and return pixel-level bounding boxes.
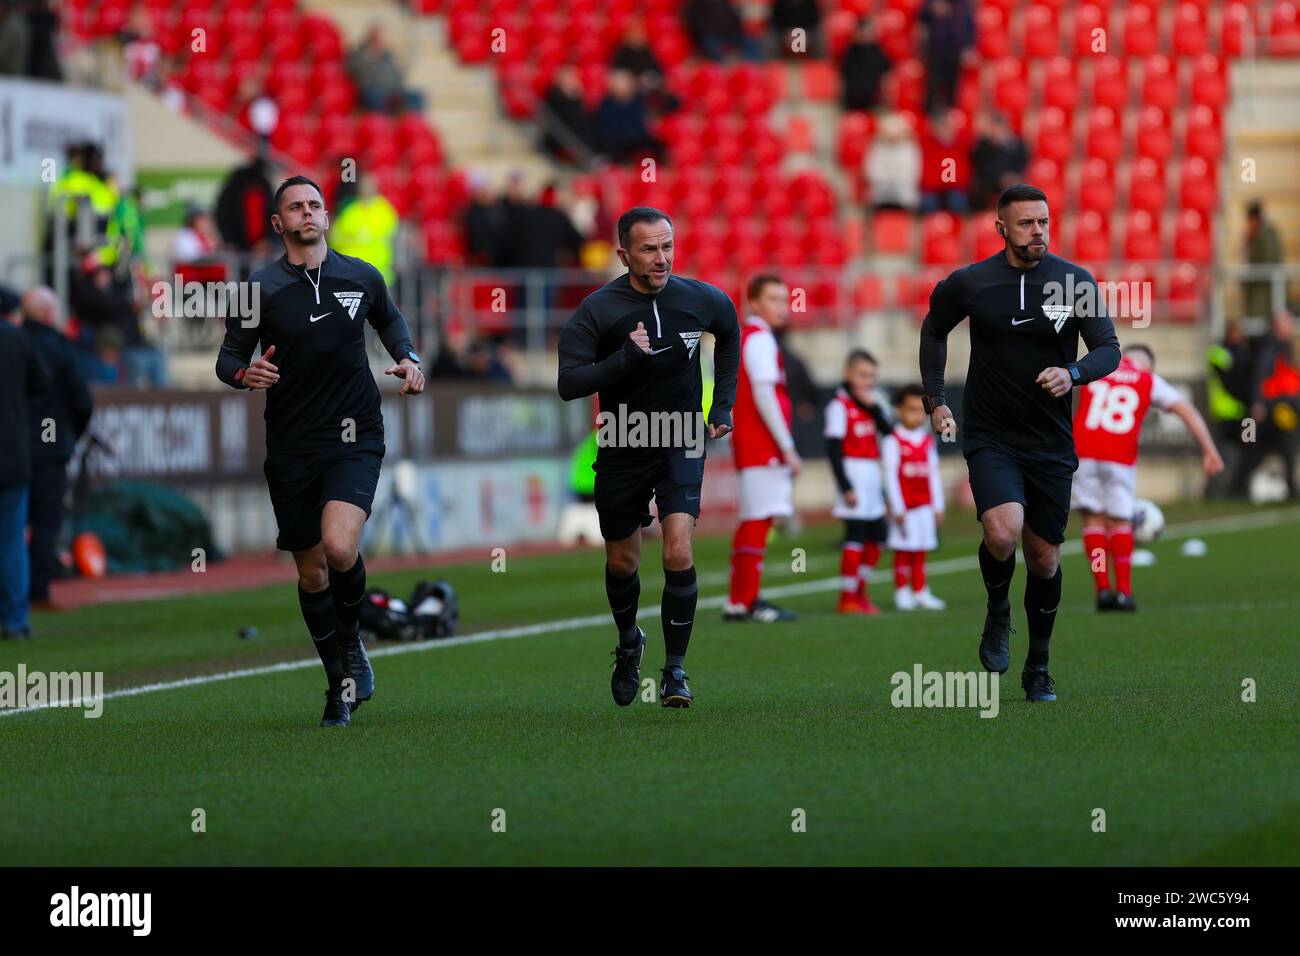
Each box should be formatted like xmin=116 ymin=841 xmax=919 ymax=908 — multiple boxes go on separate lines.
xmin=1271 ymin=1 xmax=1300 ymax=56
xmin=1023 ymin=4 xmax=1062 ymax=58
xmin=838 ymin=112 xmax=874 ymax=170
xmin=991 ymin=57 xmax=1030 ymax=115
xmin=1033 ymin=107 xmax=1073 ymax=165
xmin=1140 ymin=55 xmax=1180 ymax=111
xmin=1086 ymin=106 xmax=1124 ymax=162
xmin=1221 ymin=3 xmax=1255 ymax=58
xmin=1173 ymin=209 xmax=1212 ymax=262
xmin=1168 ymin=261 xmax=1204 ymax=321
xmin=1190 ymin=55 xmax=1229 ymax=109
xmin=1026 ymin=156 xmax=1065 ymax=204
xmin=1183 ymin=104 xmax=1224 ymax=162
xmin=1124 ymin=209 xmax=1163 ymax=261
xmin=1073 ymin=210 xmax=1111 ymax=263
xmin=973 ymin=213 xmax=1005 ymax=259
xmin=1172 ymin=2 xmax=1211 ymax=57
xmin=1135 ymin=106 xmax=1173 ymax=162
xmin=872 ymin=210 xmax=914 ymax=255
xmin=921 ymin=212 xmax=963 ymax=264
xmin=1178 ymin=156 xmax=1217 ymax=214
xmin=1073 ymin=3 xmax=1108 ymax=57
xmin=1122 ymin=3 xmax=1160 ymax=57
xmin=1089 ymin=56 xmax=1130 ymax=111
xmin=976 ymin=6 xmax=1011 ymax=59
xmin=1128 ymin=157 xmax=1167 ymax=215
xmin=1077 ymin=157 xmax=1117 ymax=215
xmin=1041 ymin=56 xmax=1080 ymax=112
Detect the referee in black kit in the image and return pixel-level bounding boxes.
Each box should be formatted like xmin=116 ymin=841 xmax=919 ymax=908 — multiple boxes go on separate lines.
xmin=558 ymin=207 xmax=740 ymax=709
xmin=216 ymin=175 xmax=425 ymax=727
xmin=919 ymin=184 xmax=1120 ymax=701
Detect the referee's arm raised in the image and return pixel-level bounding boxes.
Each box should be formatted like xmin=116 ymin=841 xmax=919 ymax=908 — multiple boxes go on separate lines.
xmin=556 ymin=304 xmax=649 ymax=401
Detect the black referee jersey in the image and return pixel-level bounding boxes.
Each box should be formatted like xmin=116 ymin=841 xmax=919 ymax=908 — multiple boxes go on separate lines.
xmin=919 ymin=251 xmax=1121 ymax=457
xmin=557 ymin=273 xmax=741 ymax=461
xmin=215 ymin=248 xmax=417 ymax=460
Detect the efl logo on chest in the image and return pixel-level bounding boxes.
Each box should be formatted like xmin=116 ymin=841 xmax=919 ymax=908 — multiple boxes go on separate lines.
xmin=334 ymin=291 xmax=364 ymax=319
xmin=679 ymin=330 xmax=702 ymax=359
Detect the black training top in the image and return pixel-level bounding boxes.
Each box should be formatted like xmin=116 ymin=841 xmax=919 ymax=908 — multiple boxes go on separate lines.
xmin=215 ymin=248 xmax=416 ymax=461
xmin=557 ymin=273 xmax=740 ymax=461
xmin=919 ymin=251 xmax=1121 ymax=457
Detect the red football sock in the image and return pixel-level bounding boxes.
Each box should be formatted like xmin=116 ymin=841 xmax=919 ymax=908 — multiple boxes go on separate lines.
xmin=858 ymin=541 xmax=880 ymax=599
xmin=1082 ymin=524 xmax=1110 ymax=593
xmin=1109 ymin=523 xmax=1134 ymax=596
xmin=893 ymin=551 xmax=911 ymax=589
xmin=728 ymin=518 xmax=771 ymax=607
xmin=839 ymin=541 xmax=863 ymax=596
xmin=910 ymin=550 xmax=927 ymax=592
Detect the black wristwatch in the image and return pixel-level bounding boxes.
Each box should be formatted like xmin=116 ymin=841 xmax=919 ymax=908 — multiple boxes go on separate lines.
xmin=404 ymin=350 xmax=421 ymax=365
xmin=1068 ymin=365 xmax=1082 ymax=385
xmin=922 ymin=394 xmax=946 ymax=415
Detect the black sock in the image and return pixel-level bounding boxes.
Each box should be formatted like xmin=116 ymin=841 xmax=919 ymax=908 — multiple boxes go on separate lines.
xmin=661 ymin=566 xmax=697 ymax=661
xmin=978 ymin=540 xmax=1016 ymax=614
xmin=1024 ymin=565 xmax=1062 ymax=669
xmin=605 ymin=564 xmax=641 ymax=644
xmin=299 ymin=585 xmax=344 ymax=687
xmin=329 ymin=553 xmax=367 ymax=640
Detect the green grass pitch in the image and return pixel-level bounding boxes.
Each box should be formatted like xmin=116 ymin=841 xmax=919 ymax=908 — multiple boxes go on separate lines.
xmin=1 ymin=501 xmax=1296 ymax=866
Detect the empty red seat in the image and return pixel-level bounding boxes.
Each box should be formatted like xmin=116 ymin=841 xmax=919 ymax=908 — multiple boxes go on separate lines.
xmin=1023 ymin=4 xmax=1062 ymax=58
xmin=921 ymin=212 xmax=963 ymax=264
xmin=1122 ymin=3 xmax=1159 ymax=56
xmin=1178 ymin=156 xmax=1217 ymax=214
xmin=1090 ymin=56 xmax=1129 ymax=111
xmin=1041 ymin=56 xmax=1080 ymax=112
xmin=1073 ymin=210 xmax=1111 ymax=263
xmin=1141 ymin=55 xmax=1180 ymax=111
xmin=1221 ymin=3 xmax=1255 ymax=57
xmin=1271 ymin=1 xmax=1300 ymax=55
xmin=1190 ymin=55 xmax=1229 ymax=109
xmin=1184 ymin=104 xmax=1224 ymax=161
xmin=1172 ymin=2 xmax=1210 ymax=57
xmin=872 ymin=210 xmax=914 ymax=255
xmin=1128 ymin=157 xmax=1167 ymax=215
xmin=1077 ymin=157 xmax=1117 ymax=215
xmin=1086 ymin=106 xmax=1124 ymax=162
xmin=1123 ymin=210 xmax=1163 ymax=260
xmin=976 ymin=6 xmax=1011 ymax=59
xmin=1026 ymin=156 xmax=1065 ymax=203
xmin=838 ymin=112 xmax=874 ymax=170
xmin=1033 ymin=107 xmax=1073 ymax=164
xmin=1173 ymin=209 xmax=1212 ymax=262
xmin=1074 ymin=2 xmax=1108 ymax=56
xmin=1135 ymin=106 xmax=1173 ymax=162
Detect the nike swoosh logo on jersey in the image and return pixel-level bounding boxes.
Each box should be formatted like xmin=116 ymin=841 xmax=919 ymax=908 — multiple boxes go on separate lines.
xmin=1011 ymin=316 xmax=1034 ymax=326
xmin=309 ymin=312 xmax=332 ymax=322
xmin=648 ymin=346 xmax=673 ymax=355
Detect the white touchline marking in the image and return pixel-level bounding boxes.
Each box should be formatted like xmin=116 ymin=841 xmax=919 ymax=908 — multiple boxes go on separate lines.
xmin=2 ymin=508 xmax=1296 ymax=717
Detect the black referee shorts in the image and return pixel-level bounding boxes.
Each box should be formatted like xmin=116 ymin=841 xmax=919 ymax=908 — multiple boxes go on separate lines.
xmin=593 ymin=448 xmax=706 ymax=542
xmin=965 ymin=443 xmax=1076 ymax=545
xmin=264 ymin=445 xmax=384 ymax=552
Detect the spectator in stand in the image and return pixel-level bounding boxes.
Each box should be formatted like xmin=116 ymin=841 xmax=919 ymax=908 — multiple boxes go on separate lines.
xmin=347 ymin=24 xmax=424 ymax=114
xmin=70 ymin=256 xmax=165 ymax=388
xmin=918 ymin=0 xmax=974 ymax=114
xmin=171 ymin=206 xmax=226 ymax=283
xmin=840 ymin=19 xmax=891 ymax=112
xmin=120 ymin=7 xmax=161 ymax=83
xmin=25 ymin=0 xmax=61 ymax=81
xmin=919 ymin=108 xmax=971 ymax=213
xmin=516 ymin=184 xmax=585 ymax=270
xmin=462 ymin=172 xmax=507 ymax=267
xmin=81 ymin=325 xmax=123 ymax=385
xmin=866 ymin=112 xmax=921 ymax=212
xmin=612 ymin=21 xmax=680 ymax=115
xmin=1232 ymin=310 xmax=1300 ymax=500
xmin=1242 ymin=201 xmax=1285 ymax=322
xmin=969 ymin=110 xmax=1028 ymax=210
xmin=20 ymin=287 xmax=93 ymax=609
xmin=770 ymin=0 xmax=823 ymax=57
xmin=465 ymin=338 xmax=514 ymax=384
xmin=0 ymin=2 xmax=30 ymax=76
xmin=683 ymin=0 xmax=761 ymax=62
xmin=542 ymin=65 xmax=598 ymax=161
xmin=594 ymin=69 xmax=664 ymax=163
xmin=331 ymin=173 xmax=400 ymax=285
xmin=215 ymin=155 xmax=275 ymax=262
xmin=0 ymin=285 xmax=51 ymax=640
